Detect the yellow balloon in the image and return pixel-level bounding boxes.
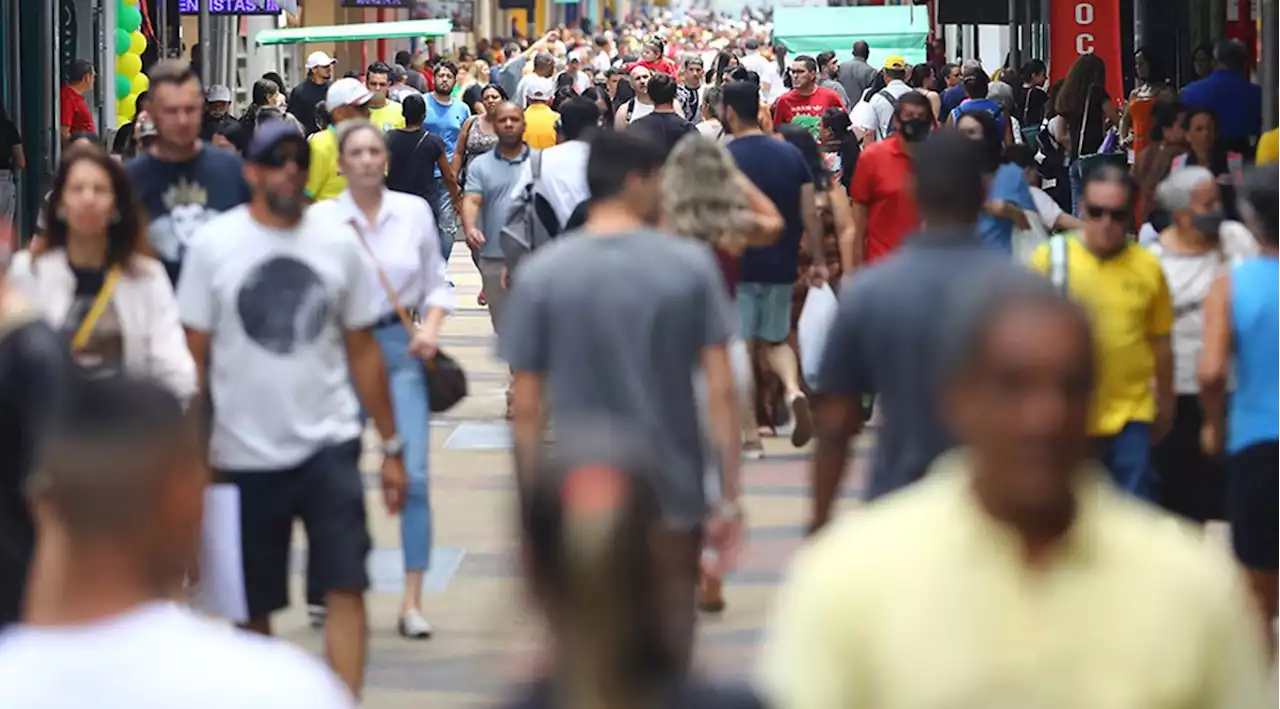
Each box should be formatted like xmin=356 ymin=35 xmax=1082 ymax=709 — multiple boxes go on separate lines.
xmin=130 ymin=31 xmax=147 ymax=56
xmin=118 ymin=52 xmax=142 ymax=79
xmin=123 ymin=0 xmax=138 ymax=5
xmin=117 ymin=96 xmax=136 ymax=122
xmin=131 ymin=72 xmax=149 ymax=94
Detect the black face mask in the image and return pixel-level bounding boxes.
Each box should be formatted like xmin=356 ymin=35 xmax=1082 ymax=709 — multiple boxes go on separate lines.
xmin=1192 ymin=209 xmax=1224 ymax=238
xmin=899 ymin=117 xmax=932 ymax=142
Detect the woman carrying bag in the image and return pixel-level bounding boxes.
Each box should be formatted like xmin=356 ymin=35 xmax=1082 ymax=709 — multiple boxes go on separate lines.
xmin=8 ymin=144 xmax=195 ymax=403
xmin=310 ymin=120 xmax=455 ymax=640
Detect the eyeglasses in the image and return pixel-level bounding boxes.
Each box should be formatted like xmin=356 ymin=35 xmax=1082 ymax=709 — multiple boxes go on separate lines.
xmin=1082 ymin=204 xmax=1129 ymax=222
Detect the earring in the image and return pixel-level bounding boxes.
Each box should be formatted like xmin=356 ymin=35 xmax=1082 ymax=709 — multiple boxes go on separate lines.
xmin=55 ymin=206 xmax=67 ymax=222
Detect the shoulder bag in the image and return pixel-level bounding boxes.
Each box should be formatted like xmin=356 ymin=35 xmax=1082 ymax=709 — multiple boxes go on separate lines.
xmin=71 ymin=267 xmax=122 ymax=352
xmin=348 ymin=219 xmax=467 ymax=413
xmin=1075 ymin=85 xmax=1127 ymax=177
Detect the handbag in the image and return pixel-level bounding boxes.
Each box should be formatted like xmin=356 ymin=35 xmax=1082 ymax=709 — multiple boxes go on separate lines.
xmin=1075 ymin=86 xmax=1127 ymax=177
xmin=349 ymin=219 xmax=468 ymax=413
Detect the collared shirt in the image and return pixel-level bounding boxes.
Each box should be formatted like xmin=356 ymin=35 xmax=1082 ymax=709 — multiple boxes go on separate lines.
xmin=1180 ymin=69 xmax=1262 ymax=144
xmin=866 ymin=80 xmax=914 ymax=139
xmin=850 ymin=135 xmax=917 ymax=263
xmin=978 ymin=163 xmax=1035 ymax=252
xmin=760 ymin=451 xmax=1271 ymax=709
xmin=523 ymin=104 xmax=560 ymax=150
xmin=465 ymin=145 xmax=531 ymax=260
xmin=1029 ymin=239 xmax=1173 ymax=436
xmin=311 ymin=189 xmax=453 ymax=317
xmin=304 ymin=127 xmax=344 ymax=202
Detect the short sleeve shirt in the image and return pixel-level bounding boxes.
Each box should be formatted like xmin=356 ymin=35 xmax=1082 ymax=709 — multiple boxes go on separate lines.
xmin=305 ymin=128 xmax=344 ymax=202
xmin=726 ymin=135 xmax=814 ymax=284
xmin=771 ymin=87 xmax=846 ymax=140
xmin=59 ymin=86 xmax=95 ymax=134
xmin=368 ymin=101 xmax=406 ymax=132
xmin=464 ymin=146 xmax=531 ymax=260
xmin=1029 ymin=238 xmax=1173 ymax=436
xmin=978 ymin=163 xmax=1036 ymax=252
xmin=386 ymin=128 xmax=446 ymax=201
xmin=849 ymin=136 xmax=918 ymax=263
xmin=176 ymin=205 xmax=380 ymax=469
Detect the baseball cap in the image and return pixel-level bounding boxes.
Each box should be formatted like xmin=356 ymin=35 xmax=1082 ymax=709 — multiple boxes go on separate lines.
xmin=305 ymin=51 xmax=338 ymax=70
xmin=205 ymin=84 xmax=232 ymax=103
xmin=325 ymin=77 xmax=374 ymax=112
xmin=245 ymin=121 xmax=309 ymax=166
xmin=524 ymin=76 xmax=555 ymax=102
xmin=883 ymin=55 xmax=906 ymax=71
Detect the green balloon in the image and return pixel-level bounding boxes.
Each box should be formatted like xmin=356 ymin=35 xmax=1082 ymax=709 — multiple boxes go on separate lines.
xmin=115 ymin=73 xmax=132 ymax=101
xmin=115 ymin=28 xmax=131 ymax=56
xmin=119 ymin=5 xmax=142 ymax=33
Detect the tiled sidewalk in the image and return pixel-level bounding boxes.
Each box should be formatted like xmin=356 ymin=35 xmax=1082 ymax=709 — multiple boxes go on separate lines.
xmin=270 ymin=246 xmax=868 ymax=708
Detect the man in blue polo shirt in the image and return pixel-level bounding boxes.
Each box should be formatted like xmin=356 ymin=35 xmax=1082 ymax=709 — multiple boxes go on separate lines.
xmin=1180 ymin=39 xmax=1262 ymax=155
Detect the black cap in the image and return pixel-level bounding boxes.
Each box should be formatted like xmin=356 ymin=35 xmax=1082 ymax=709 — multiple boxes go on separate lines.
xmin=245 ymin=121 xmax=307 ymax=164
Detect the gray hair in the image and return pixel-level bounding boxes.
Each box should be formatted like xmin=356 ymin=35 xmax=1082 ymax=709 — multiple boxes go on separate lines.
xmin=987 ymin=81 xmax=1014 ymax=114
xmin=533 ymin=51 xmax=555 ymax=71
xmin=961 ymin=58 xmax=984 ymax=76
xmin=1155 ymin=166 xmax=1215 ymax=211
xmin=938 ymin=268 xmax=1093 ymax=385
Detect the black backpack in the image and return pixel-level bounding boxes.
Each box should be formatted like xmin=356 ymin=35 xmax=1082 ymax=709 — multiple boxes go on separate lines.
xmin=875 ymin=88 xmax=901 ymax=139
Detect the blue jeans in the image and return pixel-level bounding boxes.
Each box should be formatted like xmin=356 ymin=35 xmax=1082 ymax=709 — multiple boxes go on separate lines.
xmin=373 ymin=322 xmax=433 ymax=573
xmin=1069 ymin=159 xmax=1083 ymax=216
xmin=1094 ymin=421 xmax=1153 ymax=501
xmin=428 ymin=183 xmax=460 ymax=262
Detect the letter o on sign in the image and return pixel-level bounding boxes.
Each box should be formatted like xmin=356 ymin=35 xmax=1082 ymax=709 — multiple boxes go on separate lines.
xmin=1074 ymin=2 xmax=1094 ymax=24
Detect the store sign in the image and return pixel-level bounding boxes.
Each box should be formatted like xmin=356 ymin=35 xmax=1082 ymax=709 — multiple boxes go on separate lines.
xmin=178 ymin=0 xmax=282 ymax=13
xmin=1049 ymin=0 xmax=1123 ymax=102
xmin=340 ymin=0 xmax=411 ymax=6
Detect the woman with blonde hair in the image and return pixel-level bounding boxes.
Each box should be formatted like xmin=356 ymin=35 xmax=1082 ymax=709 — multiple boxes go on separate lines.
xmin=8 ymin=144 xmax=194 ymax=402
xmin=660 ymin=133 xmax=781 ymax=612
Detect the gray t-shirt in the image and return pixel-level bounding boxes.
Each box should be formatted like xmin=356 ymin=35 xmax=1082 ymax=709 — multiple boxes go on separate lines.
xmin=464 ymin=146 xmax=531 ymax=260
xmin=817 ymin=230 xmax=1020 ymax=500
xmin=497 ymin=229 xmax=733 ymax=525
xmin=176 ymin=205 xmax=381 ymax=470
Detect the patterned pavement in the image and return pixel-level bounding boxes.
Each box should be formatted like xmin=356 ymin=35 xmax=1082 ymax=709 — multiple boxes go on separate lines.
xmin=269 ymin=245 xmax=870 ymax=707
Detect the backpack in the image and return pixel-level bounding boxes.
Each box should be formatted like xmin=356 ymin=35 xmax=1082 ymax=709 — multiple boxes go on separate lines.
xmin=950 ymin=98 xmax=1005 ymax=135
xmin=499 ymin=150 xmax=552 ymax=273
xmin=875 ymin=88 xmax=901 ymax=139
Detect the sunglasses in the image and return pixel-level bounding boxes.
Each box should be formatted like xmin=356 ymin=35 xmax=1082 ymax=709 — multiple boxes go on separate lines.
xmin=259 ymin=143 xmax=311 ymax=170
xmin=1082 ymin=204 xmax=1129 ymax=222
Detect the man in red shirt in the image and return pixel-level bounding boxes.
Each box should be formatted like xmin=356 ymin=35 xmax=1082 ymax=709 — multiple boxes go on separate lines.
xmin=772 ymin=55 xmax=845 ymax=140
xmin=60 ymin=59 xmax=96 ymax=142
xmin=849 ymin=91 xmax=934 ymax=267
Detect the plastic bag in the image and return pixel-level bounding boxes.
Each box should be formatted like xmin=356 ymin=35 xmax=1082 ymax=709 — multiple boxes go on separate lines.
xmin=1012 ymin=208 xmax=1049 ymax=265
xmin=797 ymin=283 xmax=838 ymax=388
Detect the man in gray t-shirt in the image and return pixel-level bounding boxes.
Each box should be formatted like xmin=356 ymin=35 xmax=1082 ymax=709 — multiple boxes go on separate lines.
xmin=497 ymin=129 xmax=743 ymax=669
xmin=810 ymin=130 xmax=1022 ymax=533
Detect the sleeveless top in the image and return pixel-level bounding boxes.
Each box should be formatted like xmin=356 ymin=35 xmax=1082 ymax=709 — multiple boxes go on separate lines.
xmin=1227 ymin=257 xmax=1279 ymax=452
xmin=464 ymin=121 xmax=499 ymax=164
xmin=628 ymin=98 xmax=656 ymax=123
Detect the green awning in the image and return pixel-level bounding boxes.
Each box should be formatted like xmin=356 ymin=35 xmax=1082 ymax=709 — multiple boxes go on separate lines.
xmin=772 ymin=6 xmax=930 ymax=66
xmin=254 ymin=19 xmax=453 ymax=46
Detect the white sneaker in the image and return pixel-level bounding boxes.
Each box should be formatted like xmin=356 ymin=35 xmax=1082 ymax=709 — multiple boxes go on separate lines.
xmin=398 ymin=611 xmax=433 ymax=639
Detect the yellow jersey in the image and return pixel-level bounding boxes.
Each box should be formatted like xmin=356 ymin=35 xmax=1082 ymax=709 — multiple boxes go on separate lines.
xmin=523 ymin=104 xmax=560 ymax=150
xmin=368 ymin=101 xmax=406 ymax=132
xmin=305 ymin=127 xmax=345 ymax=202
xmin=1255 ymin=127 xmax=1278 ymax=165
xmin=1029 ymin=236 xmax=1173 ymax=436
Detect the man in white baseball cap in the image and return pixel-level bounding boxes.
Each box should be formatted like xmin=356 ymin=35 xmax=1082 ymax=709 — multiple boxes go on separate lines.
xmin=287 ymin=51 xmax=338 ymax=135
xmin=200 ymin=84 xmax=237 ymax=141
xmin=304 ymin=78 xmax=373 ymax=203
xmin=522 ymin=76 xmax=559 ymax=149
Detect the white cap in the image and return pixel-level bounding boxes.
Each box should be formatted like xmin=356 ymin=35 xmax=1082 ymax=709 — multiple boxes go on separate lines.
xmin=325 ymin=77 xmax=374 ymax=112
xmin=524 ymin=76 xmax=555 ymax=102
xmin=205 ymin=84 xmax=232 ymax=103
xmin=306 ymin=51 xmax=338 ymax=70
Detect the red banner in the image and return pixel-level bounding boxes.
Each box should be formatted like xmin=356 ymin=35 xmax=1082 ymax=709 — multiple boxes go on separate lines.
xmin=1049 ymin=0 xmax=1124 ymax=104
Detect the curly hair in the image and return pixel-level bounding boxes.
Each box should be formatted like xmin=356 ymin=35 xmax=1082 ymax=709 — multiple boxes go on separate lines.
xmin=660 ymin=134 xmax=753 ymax=253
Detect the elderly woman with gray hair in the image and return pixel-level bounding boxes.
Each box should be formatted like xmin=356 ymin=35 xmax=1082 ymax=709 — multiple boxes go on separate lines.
xmin=1145 ymin=166 xmax=1256 ymax=523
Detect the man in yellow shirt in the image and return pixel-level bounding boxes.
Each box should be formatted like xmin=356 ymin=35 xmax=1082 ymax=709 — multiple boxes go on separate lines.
xmin=305 ymin=78 xmax=372 ymax=202
xmin=364 ymin=61 xmax=405 ymax=132
xmin=521 ymin=76 xmax=559 ymax=150
xmin=1028 ymin=164 xmax=1173 ymax=500
xmin=760 ymin=270 xmax=1270 ymax=709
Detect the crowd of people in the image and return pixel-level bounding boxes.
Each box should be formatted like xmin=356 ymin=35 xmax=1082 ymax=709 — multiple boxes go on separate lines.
xmin=0 ymin=14 xmax=1275 ymax=708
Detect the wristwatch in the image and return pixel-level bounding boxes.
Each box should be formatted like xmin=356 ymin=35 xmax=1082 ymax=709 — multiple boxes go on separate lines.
xmin=715 ymin=499 xmax=745 ymax=521
xmin=380 ymin=435 xmax=405 ymax=458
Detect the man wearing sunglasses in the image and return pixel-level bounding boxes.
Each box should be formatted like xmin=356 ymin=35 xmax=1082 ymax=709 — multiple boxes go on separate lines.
xmin=176 ymin=122 xmax=404 ymax=700
xmin=1029 ymin=164 xmax=1174 ymax=501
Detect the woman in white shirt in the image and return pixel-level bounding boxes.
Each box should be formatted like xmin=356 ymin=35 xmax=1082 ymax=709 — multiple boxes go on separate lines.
xmin=8 ymin=144 xmax=194 ymax=403
xmin=309 ymin=121 xmax=453 ymax=639
xmin=1147 ymin=166 xmax=1257 ymax=524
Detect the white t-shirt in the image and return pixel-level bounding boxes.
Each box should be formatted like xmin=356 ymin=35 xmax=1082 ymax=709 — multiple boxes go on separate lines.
xmin=176 ymin=205 xmax=381 ymax=470
xmin=864 ymin=80 xmax=914 ymax=139
xmin=740 ymin=51 xmax=784 ymax=104
xmin=0 ymin=602 xmax=354 ymax=708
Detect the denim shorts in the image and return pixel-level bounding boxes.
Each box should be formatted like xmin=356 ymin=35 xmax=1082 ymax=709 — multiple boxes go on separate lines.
xmin=736 ymin=283 xmax=793 ymax=344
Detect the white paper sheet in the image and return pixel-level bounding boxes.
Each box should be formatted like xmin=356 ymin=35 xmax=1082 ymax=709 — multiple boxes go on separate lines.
xmin=188 ymin=484 xmax=248 ymax=623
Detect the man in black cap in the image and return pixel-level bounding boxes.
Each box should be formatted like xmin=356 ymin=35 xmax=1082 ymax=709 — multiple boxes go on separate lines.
xmin=174 ymin=122 xmax=405 ymax=700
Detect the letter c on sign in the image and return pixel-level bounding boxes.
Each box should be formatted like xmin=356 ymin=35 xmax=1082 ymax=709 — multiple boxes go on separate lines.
xmin=1074 ymin=3 xmax=1096 ymax=56
xmin=1076 ymin=34 xmax=1096 ymax=54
